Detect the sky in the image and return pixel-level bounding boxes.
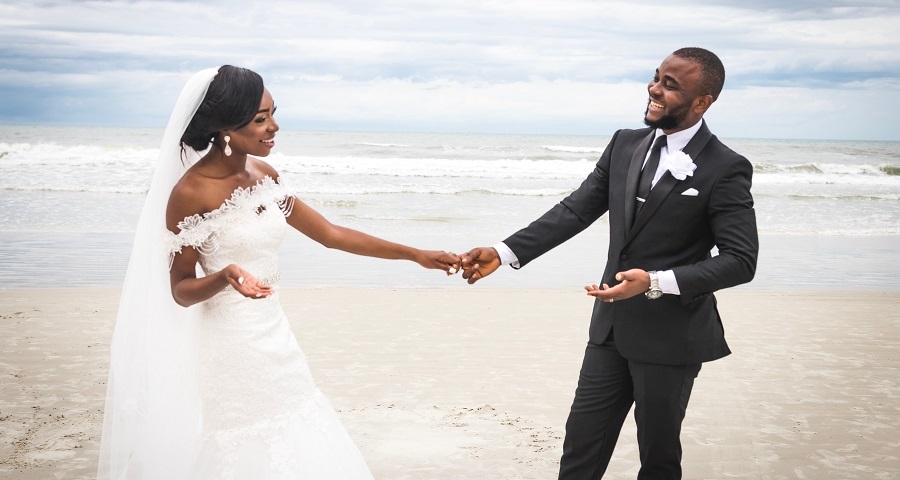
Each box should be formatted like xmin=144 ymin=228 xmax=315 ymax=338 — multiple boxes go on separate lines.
xmin=1 ymin=0 xmax=899 ymax=141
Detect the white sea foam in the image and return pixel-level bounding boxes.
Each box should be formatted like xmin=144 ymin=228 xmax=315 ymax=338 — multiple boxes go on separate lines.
xmin=542 ymin=145 xmax=606 ymax=153
xmin=1 ymin=127 xmax=898 ymax=236
xmin=356 ymin=142 xmax=411 ymax=147
xmin=0 ymin=142 xmax=155 ymax=166
xmin=270 ymin=153 xmax=594 ymax=180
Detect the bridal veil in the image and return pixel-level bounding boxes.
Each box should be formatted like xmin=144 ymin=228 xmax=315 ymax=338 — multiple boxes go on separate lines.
xmin=97 ymin=67 xmax=219 ymax=480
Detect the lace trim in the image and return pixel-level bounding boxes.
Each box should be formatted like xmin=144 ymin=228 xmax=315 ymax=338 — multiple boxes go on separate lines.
xmin=165 ymin=176 xmax=295 ymax=268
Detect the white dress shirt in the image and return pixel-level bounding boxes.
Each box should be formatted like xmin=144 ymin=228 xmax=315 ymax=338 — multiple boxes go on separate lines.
xmin=493 ymin=120 xmax=705 ymax=296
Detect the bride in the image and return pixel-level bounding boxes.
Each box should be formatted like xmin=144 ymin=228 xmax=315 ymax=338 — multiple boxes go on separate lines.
xmin=97 ymin=66 xmax=459 ymax=479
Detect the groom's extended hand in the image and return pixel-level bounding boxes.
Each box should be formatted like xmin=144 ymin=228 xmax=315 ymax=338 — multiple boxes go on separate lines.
xmin=459 ymin=247 xmax=501 ymax=284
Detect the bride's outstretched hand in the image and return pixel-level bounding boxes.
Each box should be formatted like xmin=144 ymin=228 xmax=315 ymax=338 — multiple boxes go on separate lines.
xmin=415 ymin=250 xmax=461 ymax=275
xmin=225 ymin=265 xmax=274 ymax=299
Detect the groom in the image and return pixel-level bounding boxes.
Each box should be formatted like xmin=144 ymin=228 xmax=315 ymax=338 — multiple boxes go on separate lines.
xmin=459 ymin=47 xmax=758 ymax=478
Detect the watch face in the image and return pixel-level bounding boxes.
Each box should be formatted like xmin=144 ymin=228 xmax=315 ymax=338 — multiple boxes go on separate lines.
xmin=646 ymin=289 xmax=663 ymax=299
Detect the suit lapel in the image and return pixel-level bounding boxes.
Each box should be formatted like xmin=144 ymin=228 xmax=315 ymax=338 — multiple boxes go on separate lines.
xmin=680 ymin=120 xmax=713 ymax=165
xmin=624 ymin=121 xmax=714 ymax=245
xmin=623 ymin=132 xmax=655 ymax=233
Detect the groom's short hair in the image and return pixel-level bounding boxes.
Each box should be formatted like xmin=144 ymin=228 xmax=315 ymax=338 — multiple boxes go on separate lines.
xmin=673 ymin=47 xmax=725 ymax=101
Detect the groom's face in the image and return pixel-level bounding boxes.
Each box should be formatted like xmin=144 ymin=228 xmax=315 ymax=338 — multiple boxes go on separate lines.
xmin=643 ymin=55 xmax=707 ymax=133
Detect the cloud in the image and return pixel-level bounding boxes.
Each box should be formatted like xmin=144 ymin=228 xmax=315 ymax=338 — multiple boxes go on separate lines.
xmin=710 ymin=85 xmax=899 ymax=141
xmin=268 ymin=76 xmax=646 ymax=134
xmin=0 ymin=0 xmax=898 ymax=139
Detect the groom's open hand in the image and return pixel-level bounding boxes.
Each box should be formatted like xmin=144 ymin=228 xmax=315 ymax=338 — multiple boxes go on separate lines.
xmin=459 ymin=247 xmax=501 ymax=284
xmin=584 ymin=269 xmax=651 ymax=302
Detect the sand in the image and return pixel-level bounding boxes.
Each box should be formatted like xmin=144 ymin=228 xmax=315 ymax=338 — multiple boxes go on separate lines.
xmin=1 ymin=287 xmax=898 ymax=479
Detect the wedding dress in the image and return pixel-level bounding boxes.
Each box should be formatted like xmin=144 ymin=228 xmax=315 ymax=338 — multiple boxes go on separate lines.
xmin=163 ymin=176 xmax=374 ymax=479
xmin=98 ymin=68 xmax=373 ymax=479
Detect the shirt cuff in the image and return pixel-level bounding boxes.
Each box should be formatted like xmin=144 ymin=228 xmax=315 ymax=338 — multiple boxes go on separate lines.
xmin=493 ymin=242 xmax=520 ymax=268
xmin=657 ymin=269 xmax=681 ymax=295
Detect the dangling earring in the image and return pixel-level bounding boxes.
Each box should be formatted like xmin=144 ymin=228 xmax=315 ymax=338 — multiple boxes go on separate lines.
xmin=223 ymin=135 xmax=232 ymax=156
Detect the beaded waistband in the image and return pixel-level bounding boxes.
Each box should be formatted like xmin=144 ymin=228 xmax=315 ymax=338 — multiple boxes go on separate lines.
xmin=257 ymin=271 xmax=281 ymax=286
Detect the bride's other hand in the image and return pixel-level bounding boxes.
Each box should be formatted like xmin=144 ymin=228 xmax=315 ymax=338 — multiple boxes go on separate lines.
xmin=415 ymin=250 xmax=461 ymax=275
xmin=225 ymin=265 xmax=273 ymax=299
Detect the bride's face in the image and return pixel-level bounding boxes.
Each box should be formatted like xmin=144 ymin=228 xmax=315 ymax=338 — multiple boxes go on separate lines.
xmin=228 ymin=89 xmax=278 ymax=157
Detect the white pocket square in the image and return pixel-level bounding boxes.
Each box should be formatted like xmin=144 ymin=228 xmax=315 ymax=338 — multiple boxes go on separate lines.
xmin=681 ymin=188 xmax=699 ymax=196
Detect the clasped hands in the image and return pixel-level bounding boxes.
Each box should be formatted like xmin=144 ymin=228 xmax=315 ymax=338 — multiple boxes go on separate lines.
xmin=454 ymin=247 xmax=652 ymax=302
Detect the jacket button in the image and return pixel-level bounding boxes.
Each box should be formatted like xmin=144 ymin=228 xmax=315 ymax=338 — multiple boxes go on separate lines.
xmin=621 ymin=254 xmax=628 ymax=261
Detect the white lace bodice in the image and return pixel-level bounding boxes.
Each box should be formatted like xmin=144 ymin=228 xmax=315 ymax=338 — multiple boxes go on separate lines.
xmin=164 ymin=175 xmax=295 ymax=283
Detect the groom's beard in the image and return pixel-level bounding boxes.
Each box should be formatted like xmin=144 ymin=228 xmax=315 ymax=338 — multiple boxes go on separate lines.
xmin=643 ymin=101 xmax=691 ymax=131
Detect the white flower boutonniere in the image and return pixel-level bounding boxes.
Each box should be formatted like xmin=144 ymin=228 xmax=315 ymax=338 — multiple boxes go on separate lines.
xmin=660 ymin=150 xmax=697 ymax=181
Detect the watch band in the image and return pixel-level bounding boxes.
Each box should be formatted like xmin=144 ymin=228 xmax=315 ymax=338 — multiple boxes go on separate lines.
xmin=646 ymin=270 xmax=663 ymax=299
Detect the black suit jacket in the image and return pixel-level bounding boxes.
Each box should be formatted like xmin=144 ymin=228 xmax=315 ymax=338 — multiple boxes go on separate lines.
xmin=504 ymin=121 xmax=758 ymax=365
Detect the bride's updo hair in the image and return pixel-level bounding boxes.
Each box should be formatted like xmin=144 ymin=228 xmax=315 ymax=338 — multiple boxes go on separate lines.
xmin=180 ymin=65 xmax=265 ymax=152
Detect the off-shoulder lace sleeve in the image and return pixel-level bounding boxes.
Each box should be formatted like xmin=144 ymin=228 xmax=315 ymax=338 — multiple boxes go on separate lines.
xmin=256 ymin=175 xmax=296 ymax=217
xmin=164 ymin=214 xmax=221 ymax=269
xmin=273 ymin=177 xmax=296 ymax=217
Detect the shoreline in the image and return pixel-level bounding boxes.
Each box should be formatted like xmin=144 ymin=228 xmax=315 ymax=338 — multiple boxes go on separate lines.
xmin=1 ymin=287 xmax=899 ymax=479
xmin=2 ymin=233 xmax=900 ymax=291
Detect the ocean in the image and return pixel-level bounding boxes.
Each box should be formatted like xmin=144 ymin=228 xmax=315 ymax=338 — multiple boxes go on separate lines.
xmin=1 ymin=125 xmax=898 ymax=290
